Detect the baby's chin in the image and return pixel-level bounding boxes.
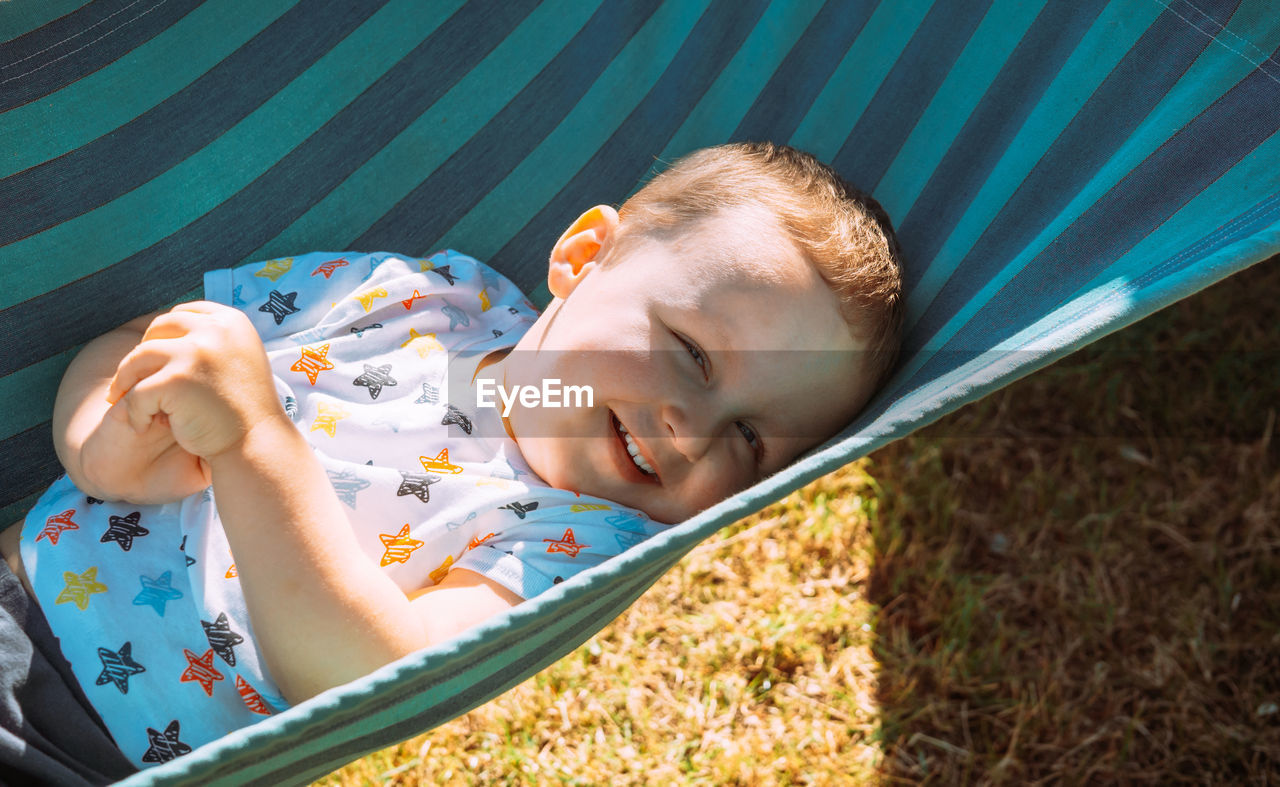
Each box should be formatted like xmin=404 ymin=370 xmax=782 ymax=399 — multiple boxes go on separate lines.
xmin=521 ymin=446 xmax=692 ymax=524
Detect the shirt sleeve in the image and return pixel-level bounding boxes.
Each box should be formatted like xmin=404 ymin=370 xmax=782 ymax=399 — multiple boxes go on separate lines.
xmin=453 ymin=504 xmax=667 ymax=600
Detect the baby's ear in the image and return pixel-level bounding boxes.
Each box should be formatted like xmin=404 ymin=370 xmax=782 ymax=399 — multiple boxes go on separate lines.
xmin=547 ymin=205 xmax=619 ymax=298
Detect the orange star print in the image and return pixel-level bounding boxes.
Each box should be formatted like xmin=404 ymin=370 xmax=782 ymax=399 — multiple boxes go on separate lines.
xmin=468 ymin=532 xmax=496 ymax=551
xmin=311 ymin=258 xmax=348 ymax=278
xmin=378 ymin=524 xmax=424 ymax=567
xmin=36 ymin=508 xmax=79 ymax=544
xmin=544 ymin=528 xmax=589 ymax=558
xmin=180 ymin=648 xmax=224 ymax=696
xmin=236 ymin=676 xmax=272 ymax=715
xmin=291 ymin=343 xmax=334 ymax=385
xmin=402 ymin=289 xmax=429 ymax=310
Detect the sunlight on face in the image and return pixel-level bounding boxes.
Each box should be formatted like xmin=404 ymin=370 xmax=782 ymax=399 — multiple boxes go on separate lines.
xmin=487 ymin=209 xmax=872 ymax=524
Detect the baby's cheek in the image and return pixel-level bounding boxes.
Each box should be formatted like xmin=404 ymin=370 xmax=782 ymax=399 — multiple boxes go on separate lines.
xmin=682 ymin=465 xmax=747 ymax=515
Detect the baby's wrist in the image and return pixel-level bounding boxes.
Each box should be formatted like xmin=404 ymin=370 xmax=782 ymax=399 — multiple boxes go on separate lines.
xmin=204 ymin=411 xmax=298 ymax=471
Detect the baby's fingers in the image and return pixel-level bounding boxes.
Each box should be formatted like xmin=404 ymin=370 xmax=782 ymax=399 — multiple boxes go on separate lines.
xmin=106 ymin=338 xmax=181 ymax=405
xmin=168 ymin=301 xmax=227 ymax=316
xmin=116 ymin=373 xmax=170 ymax=435
xmin=139 ymin=309 xmax=204 ymax=343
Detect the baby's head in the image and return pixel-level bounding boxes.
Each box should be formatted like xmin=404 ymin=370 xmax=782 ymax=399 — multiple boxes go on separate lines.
xmin=487 ymin=142 xmax=902 ymax=523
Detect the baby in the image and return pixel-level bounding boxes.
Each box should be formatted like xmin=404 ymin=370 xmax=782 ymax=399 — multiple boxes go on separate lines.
xmin=0 ymin=142 xmax=901 ymax=772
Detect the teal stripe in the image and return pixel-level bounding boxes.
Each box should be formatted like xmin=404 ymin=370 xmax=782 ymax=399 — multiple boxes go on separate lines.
xmin=876 ymin=0 xmax=1042 ymax=223
xmin=1174 ymin=0 xmax=1280 ymax=101
xmin=248 ymin=0 xmax=604 ymax=263
xmin=656 ymin=0 xmax=829 ymax=171
xmin=923 ymin=0 xmax=1280 ymax=350
xmin=1008 ymin=125 xmax=1280 ymax=350
xmin=437 ymin=0 xmax=716 ymax=262
xmin=0 ymin=0 xmax=462 ymax=310
xmin=0 ymin=0 xmax=295 ymax=179
xmin=902 ymin=0 xmax=1164 ymax=334
xmin=788 ymin=0 xmax=934 ymax=164
xmin=897 ymin=1 xmax=1271 ymax=386
xmin=0 ymin=285 xmax=200 ymax=444
xmin=0 ymin=0 xmax=87 ymax=42
xmin=521 ymin=0 xmax=829 ymax=307
xmin=878 ymin=231 xmax=1279 ymax=438
xmin=0 ymin=349 xmax=75 ymax=437
xmin=0 ymin=490 xmax=40 ymax=533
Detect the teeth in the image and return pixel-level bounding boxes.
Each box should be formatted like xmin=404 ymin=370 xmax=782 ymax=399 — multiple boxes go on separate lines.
xmin=615 ymin=419 xmax=656 ymax=476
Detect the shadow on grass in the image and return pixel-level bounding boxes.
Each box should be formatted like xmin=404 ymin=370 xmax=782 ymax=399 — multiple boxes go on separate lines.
xmin=867 ymin=257 xmax=1279 ymax=783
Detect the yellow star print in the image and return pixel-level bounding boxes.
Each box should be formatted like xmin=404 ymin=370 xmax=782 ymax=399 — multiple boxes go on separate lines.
xmin=378 ymin=524 xmax=425 ymax=567
xmin=478 ymin=288 xmax=491 ymax=312
xmin=418 ymin=259 xmax=436 ymax=272
xmin=310 ymin=402 xmax=350 ymax=437
xmin=419 ymin=448 xmax=463 ymax=474
xmin=428 ymin=554 xmax=455 ymax=585
xmin=56 ymin=566 xmax=108 ymax=610
xmin=255 ymin=258 xmax=293 ymax=281
xmin=571 ymin=503 xmax=611 ymax=513
xmin=353 ymin=286 xmax=389 ymax=313
xmin=401 ymin=328 xmax=444 ymax=358
xmin=291 ymin=343 xmax=335 ymax=385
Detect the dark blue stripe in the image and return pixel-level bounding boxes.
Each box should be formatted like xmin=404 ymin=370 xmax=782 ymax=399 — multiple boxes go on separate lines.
xmin=730 ymin=0 xmax=879 ymax=144
xmin=0 ymin=0 xmax=540 ymax=382
xmin=831 ymin=0 xmax=994 ymax=191
xmin=0 ymin=0 xmax=388 ymax=249
xmin=0 ymin=0 xmax=119 ymax=62
xmin=492 ymin=0 xmax=772 ymax=293
xmin=0 ymin=0 xmax=203 ymax=113
xmin=904 ymin=0 xmax=1242 ymax=353
xmin=895 ymin=40 xmax=1280 ymax=401
xmin=895 ymin=0 xmax=1109 ymax=294
xmin=351 ymin=0 xmax=665 ymax=279
xmin=0 ymin=423 xmax=58 ymax=514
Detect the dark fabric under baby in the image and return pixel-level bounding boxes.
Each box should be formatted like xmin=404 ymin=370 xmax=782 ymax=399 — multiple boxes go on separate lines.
xmin=0 ymin=557 xmax=136 ymax=786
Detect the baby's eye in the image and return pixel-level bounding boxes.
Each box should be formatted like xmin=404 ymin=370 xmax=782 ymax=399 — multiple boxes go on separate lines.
xmin=736 ymin=421 xmax=764 ymax=464
xmin=675 ymin=332 xmax=709 ymax=377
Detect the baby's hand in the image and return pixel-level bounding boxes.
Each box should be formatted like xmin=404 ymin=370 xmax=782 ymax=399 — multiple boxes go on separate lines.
xmin=83 ymin=399 xmax=212 ymax=504
xmin=106 ymin=302 xmax=286 ymax=460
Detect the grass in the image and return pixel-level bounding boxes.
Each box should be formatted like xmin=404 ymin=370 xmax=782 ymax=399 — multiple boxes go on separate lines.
xmin=318 ymin=257 xmax=1278 ymax=785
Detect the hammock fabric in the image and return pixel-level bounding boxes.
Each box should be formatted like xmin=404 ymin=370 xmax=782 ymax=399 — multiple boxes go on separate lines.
xmin=2 ymin=0 xmax=1277 ymax=783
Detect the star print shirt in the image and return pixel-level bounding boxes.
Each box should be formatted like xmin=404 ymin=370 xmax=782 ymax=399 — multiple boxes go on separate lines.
xmin=20 ymin=251 xmax=667 ymax=768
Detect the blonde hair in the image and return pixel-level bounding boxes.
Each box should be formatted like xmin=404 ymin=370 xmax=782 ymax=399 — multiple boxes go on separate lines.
xmin=612 ymin=142 xmax=903 ymax=389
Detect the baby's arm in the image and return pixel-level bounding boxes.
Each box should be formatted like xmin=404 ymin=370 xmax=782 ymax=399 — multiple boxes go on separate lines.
xmin=207 ymin=414 xmax=520 ymax=701
xmin=52 ymin=311 xmax=211 ymax=503
xmin=109 ymin=302 xmax=521 ymax=702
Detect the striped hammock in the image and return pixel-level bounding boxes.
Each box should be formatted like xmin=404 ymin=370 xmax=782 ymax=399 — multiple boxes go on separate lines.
xmin=2 ymin=1 xmax=1277 ymax=783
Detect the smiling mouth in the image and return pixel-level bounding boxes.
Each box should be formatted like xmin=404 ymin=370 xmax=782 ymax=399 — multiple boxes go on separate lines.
xmin=610 ymin=411 xmax=659 ymax=481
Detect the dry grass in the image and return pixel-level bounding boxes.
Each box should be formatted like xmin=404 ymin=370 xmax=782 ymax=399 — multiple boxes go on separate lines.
xmin=318 ymin=258 xmax=1279 ymax=785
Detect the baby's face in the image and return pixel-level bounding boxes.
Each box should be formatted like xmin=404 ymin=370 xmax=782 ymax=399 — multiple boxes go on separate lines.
xmin=487 ymin=209 xmax=871 ymax=524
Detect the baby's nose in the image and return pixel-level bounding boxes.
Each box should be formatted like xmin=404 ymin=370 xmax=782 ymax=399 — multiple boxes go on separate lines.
xmin=661 ymin=403 xmax=715 ymax=463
